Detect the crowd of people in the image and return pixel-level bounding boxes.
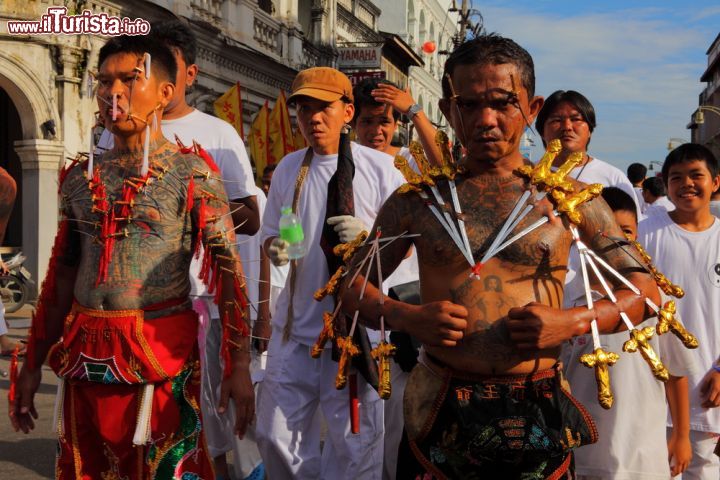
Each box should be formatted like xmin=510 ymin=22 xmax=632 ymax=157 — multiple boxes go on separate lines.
xmin=4 ymin=19 xmax=720 ymax=480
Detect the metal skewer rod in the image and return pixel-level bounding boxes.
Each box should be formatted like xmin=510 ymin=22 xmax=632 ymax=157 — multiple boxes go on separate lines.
xmin=447 ymin=179 xmax=474 ymax=265
xmin=348 ymin=240 xmax=379 ymax=338
xmin=581 ymin=248 xmax=635 ymax=331
xmin=574 ymin=228 xmax=602 ymax=348
xmin=481 ymin=190 xmax=532 ymax=263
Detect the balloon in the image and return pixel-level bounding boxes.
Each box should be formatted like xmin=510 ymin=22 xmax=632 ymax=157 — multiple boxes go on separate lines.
xmin=422 ymin=41 xmax=436 ymax=54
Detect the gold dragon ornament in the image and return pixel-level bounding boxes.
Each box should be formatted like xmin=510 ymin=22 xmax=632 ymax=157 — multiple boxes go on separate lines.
xmin=335 ymin=335 xmax=360 ymax=390
xmin=311 ymin=231 xmax=369 ymax=357
xmin=580 ymin=348 xmax=620 ymax=409
xmin=371 ymin=341 xmax=396 ymax=400
xmin=622 ymin=326 xmax=669 ymax=381
xmin=656 ymin=300 xmax=699 ymax=349
xmin=626 ymin=237 xmax=684 ymax=298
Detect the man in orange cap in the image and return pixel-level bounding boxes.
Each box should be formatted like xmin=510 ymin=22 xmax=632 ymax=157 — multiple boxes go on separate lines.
xmin=255 ymin=67 xmax=405 ymax=479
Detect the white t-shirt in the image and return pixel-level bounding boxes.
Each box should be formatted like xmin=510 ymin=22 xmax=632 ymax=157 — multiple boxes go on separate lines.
xmin=572 ymin=158 xmax=639 ymax=217
xmin=562 ymin=293 xmax=699 ymax=479
xmin=638 ymin=211 xmax=720 ymax=433
xmin=162 ymin=110 xmax=255 ymax=201
xmin=711 ymin=200 xmax=720 ymax=218
xmin=644 ymin=195 xmax=675 ymax=217
xmin=633 ymin=186 xmax=647 ymax=213
xmin=231 ymin=187 xmax=287 ymax=320
xmin=261 ymin=143 xmax=405 ymax=345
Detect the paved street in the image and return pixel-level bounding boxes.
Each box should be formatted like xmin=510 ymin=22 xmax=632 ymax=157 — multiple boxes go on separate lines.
xmin=0 ymin=305 xmax=56 ymax=479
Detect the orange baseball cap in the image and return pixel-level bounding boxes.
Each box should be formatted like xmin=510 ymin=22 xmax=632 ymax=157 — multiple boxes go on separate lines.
xmin=288 ymin=67 xmax=354 ymax=104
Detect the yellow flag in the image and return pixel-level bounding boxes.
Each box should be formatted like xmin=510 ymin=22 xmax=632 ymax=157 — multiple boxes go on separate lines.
xmin=293 ymin=125 xmax=307 ymax=150
xmin=268 ymin=91 xmax=294 ymax=163
xmin=213 ymin=81 xmax=244 ymax=139
xmin=248 ymin=101 xmax=270 ymax=184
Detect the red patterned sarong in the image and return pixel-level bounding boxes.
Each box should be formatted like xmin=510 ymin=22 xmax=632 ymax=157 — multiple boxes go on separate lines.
xmin=50 ymin=304 xmax=214 ymax=479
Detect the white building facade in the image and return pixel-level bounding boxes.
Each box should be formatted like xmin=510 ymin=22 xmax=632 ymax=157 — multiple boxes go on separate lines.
xmin=689 ymin=32 xmax=720 ymax=159
xmin=376 ymin=0 xmax=458 ymax=131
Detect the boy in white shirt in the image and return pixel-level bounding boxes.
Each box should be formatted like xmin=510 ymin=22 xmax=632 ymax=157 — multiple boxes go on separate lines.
xmin=643 ymin=176 xmax=676 ymax=217
xmin=638 ymin=143 xmax=720 ymax=480
xmin=563 ymin=187 xmax=696 ymax=479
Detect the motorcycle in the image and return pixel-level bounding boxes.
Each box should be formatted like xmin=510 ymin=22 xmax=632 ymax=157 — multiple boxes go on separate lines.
xmin=0 ymin=252 xmax=36 ymax=313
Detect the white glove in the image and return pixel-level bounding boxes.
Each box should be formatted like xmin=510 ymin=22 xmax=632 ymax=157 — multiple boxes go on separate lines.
xmin=267 ymin=238 xmax=290 ymax=266
xmin=327 ymin=215 xmax=367 ymax=243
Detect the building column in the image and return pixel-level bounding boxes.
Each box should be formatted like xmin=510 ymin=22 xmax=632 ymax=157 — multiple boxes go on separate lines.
xmin=14 ymin=139 xmax=64 ymax=285
xmin=310 ymin=0 xmax=329 ymax=44
xmin=55 ymin=45 xmax=84 ymax=152
xmin=287 ymin=23 xmax=305 ymax=66
xmin=226 ymin=0 xmax=257 ymax=44
xmin=278 ymin=0 xmax=299 ymax=24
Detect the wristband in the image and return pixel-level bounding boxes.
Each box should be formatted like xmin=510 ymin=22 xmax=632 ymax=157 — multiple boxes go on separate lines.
xmin=712 ymin=364 xmax=720 ymax=374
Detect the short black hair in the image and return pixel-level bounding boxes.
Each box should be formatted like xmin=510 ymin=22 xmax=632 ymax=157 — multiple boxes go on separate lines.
xmin=662 ymin=143 xmax=719 ymax=186
xmin=627 ymin=163 xmax=647 ymax=184
xmin=442 ymin=33 xmax=535 ymax=99
xmin=601 ymin=186 xmax=638 ymax=221
xmin=642 ymin=177 xmax=666 ymax=197
xmin=263 ymin=163 xmax=277 ymax=175
xmin=535 ymin=90 xmax=596 ymax=136
xmin=98 ymin=35 xmax=177 ymax=84
xmin=352 ymin=78 xmax=401 ymax=123
xmin=149 ymin=19 xmax=197 ymax=66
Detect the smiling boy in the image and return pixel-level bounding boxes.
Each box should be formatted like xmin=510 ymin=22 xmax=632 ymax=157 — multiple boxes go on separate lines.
xmin=637 ymin=143 xmax=720 ymax=480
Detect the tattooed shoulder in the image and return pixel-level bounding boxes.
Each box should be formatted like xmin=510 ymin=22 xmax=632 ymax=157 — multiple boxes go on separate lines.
xmin=376 ymin=188 xmax=421 ymax=234
xmin=578 ymin=195 xmax=645 ymax=274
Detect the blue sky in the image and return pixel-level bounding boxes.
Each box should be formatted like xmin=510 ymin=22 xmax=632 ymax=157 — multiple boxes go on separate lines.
xmin=469 ymin=1 xmax=720 ymax=173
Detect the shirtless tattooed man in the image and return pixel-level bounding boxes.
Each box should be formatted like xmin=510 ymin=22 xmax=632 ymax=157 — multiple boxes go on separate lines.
xmin=9 ymin=36 xmax=253 ymax=479
xmin=341 ymin=34 xmax=660 ymax=479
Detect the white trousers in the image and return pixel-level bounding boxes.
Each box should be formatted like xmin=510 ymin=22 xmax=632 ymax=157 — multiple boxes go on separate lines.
xmin=256 ymin=331 xmax=384 ymax=480
xmin=196 ymin=300 xmax=263 ymax=478
xmin=673 ymin=429 xmax=720 ymax=480
xmin=0 ymin=299 xmax=7 ymax=336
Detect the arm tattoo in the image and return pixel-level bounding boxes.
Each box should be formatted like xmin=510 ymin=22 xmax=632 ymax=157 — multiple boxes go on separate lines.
xmin=346 ymin=190 xmax=415 ymax=286
xmin=579 ymin=196 xmax=647 ymax=282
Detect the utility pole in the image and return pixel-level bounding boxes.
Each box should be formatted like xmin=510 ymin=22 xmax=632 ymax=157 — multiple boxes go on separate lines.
xmin=438 ymin=0 xmax=480 ymax=55
xmin=454 ymin=0 xmax=470 ymax=48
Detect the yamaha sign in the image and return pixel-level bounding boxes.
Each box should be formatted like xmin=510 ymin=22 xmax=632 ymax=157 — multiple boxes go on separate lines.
xmin=337 ymin=47 xmax=382 ymax=69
